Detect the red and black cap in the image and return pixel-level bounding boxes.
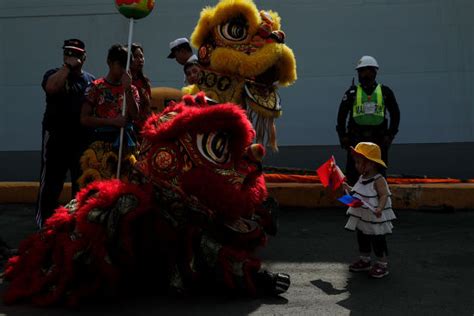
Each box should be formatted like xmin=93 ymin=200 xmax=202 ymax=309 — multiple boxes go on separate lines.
xmin=62 ymin=39 xmax=85 ymax=53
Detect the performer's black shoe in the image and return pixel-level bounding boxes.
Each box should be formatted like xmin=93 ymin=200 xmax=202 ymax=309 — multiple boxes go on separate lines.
xmin=256 ymin=270 xmax=290 ymax=295
xmin=0 ymin=238 xmax=18 ymax=265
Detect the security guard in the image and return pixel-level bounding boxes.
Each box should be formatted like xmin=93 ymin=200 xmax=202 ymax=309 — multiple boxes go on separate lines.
xmin=336 ymin=56 xmax=400 ymax=185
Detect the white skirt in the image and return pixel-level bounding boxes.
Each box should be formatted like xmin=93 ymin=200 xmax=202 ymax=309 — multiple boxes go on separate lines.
xmin=345 ymin=206 xmax=396 ymax=235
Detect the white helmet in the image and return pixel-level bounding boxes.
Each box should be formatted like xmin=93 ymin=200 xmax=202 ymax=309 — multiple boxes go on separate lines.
xmin=355 ymin=55 xmax=379 ymax=70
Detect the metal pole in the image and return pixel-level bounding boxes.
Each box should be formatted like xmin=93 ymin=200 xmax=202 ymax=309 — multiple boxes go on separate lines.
xmin=116 ymin=17 xmax=134 ymax=179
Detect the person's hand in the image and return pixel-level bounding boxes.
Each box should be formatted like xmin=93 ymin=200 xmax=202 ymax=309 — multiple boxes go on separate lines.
xmin=121 ymin=71 xmax=132 ymax=90
xmin=342 ymin=181 xmax=351 ymax=193
xmin=374 ymin=207 xmax=382 ymax=218
xmin=110 ymin=115 xmax=127 ymax=128
xmin=64 ymin=56 xmax=82 ymax=69
xmin=383 ymin=135 xmax=394 ymax=147
xmin=340 ymin=136 xmax=350 ymax=149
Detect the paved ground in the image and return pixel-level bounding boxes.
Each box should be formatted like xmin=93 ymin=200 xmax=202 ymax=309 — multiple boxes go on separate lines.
xmin=0 ymin=204 xmax=473 ymax=315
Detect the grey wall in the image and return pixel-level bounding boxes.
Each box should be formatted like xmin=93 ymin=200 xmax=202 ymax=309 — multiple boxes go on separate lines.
xmin=0 ymin=0 xmax=473 ymax=178
xmin=2 ymin=143 xmax=473 ymax=181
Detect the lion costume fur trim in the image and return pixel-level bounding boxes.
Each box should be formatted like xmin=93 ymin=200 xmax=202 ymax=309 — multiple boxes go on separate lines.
xmin=190 ymin=0 xmax=297 ymax=86
xmin=191 ymin=0 xmax=262 ymax=47
xmin=142 ymin=97 xmax=255 ymax=160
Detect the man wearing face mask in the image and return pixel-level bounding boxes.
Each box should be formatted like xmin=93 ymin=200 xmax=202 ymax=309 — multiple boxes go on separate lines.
xmin=336 ymin=56 xmax=400 ymax=185
xmin=36 ymin=39 xmax=95 ymax=228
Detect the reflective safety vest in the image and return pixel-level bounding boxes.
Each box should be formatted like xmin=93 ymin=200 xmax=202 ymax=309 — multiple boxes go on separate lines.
xmin=352 ymin=84 xmax=385 ymax=125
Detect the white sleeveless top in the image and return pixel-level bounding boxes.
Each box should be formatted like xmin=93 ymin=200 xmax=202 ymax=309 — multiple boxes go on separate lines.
xmin=345 ymin=174 xmax=396 ymax=235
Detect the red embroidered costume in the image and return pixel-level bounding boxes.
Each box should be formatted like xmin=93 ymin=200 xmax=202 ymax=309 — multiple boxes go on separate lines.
xmin=3 ymin=93 xmax=289 ymax=307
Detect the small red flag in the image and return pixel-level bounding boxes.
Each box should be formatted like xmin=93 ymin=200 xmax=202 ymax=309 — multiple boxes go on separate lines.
xmin=316 ymin=156 xmax=346 ymax=190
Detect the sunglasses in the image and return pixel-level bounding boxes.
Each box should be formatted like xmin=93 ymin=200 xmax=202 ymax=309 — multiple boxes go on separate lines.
xmin=64 ymin=50 xmax=84 ymax=58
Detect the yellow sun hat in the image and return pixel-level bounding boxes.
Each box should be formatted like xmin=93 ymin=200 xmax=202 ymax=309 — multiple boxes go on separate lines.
xmin=350 ymin=142 xmax=387 ymax=168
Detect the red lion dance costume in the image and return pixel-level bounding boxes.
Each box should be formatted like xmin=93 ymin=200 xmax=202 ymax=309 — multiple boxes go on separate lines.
xmin=2 ymin=93 xmax=289 ymax=307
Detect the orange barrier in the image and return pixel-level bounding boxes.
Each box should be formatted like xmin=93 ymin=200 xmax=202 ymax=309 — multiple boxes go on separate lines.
xmin=1 ymin=181 xmax=473 ymax=210
xmin=266 ymin=182 xmax=474 ymax=210
xmin=0 ymin=182 xmax=71 ymax=204
xmin=263 ymin=174 xmax=321 ymax=183
xmin=264 ymin=173 xmax=471 ymax=184
xmin=387 ymin=178 xmax=462 ymax=184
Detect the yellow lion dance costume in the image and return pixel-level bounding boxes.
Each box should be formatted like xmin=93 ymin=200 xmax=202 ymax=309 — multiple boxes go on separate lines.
xmin=183 ymin=0 xmax=297 ymax=150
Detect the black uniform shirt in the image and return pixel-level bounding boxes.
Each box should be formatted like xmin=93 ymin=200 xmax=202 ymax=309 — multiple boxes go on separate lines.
xmin=41 ymin=68 xmax=95 ymax=134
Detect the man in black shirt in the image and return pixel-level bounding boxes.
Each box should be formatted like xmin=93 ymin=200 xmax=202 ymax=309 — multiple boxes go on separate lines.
xmin=36 ymin=39 xmax=95 ymax=228
xmin=336 ymin=56 xmax=400 ymax=185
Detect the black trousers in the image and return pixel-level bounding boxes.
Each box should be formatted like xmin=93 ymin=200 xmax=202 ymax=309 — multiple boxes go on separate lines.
xmin=345 ymin=135 xmax=389 ymax=185
xmin=35 ymin=129 xmax=84 ymax=228
xmin=357 ymin=229 xmax=388 ymax=258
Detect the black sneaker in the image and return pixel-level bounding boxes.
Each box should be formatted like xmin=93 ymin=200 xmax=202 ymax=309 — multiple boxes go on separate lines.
xmin=0 ymin=238 xmax=17 ymax=262
xmin=256 ymin=270 xmax=291 ymax=295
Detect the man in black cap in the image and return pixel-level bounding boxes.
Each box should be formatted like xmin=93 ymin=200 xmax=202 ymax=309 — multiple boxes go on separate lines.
xmin=35 ymin=39 xmax=95 ymax=228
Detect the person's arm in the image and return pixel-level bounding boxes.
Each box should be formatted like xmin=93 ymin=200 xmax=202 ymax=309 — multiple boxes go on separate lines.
xmin=44 ymin=56 xmax=83 ymax=94
xmin=374 ymin=177 xmax=390 ymax=218
xmin=80 ymin=85 xmax=126 ymax=129
xmin=336 ymin=89 xmax=353 ymax=148
xmin=125 ymin=86 xmax=140 ymax=121
xmin=137 ymin=87 xmax=152 ymax=122
xmin=121 ymin=71 xmax=139 ymax=121
xmin=80 ymin=100 xmax=127 ymax=128
xmin=43 ymin=65 xmax=70 ymax=94
xmin=383 ymin=86 xmax=400 ymax=139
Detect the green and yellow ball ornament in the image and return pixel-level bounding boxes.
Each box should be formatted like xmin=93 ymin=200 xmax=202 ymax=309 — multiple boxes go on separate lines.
xmin=115 ymin=0 xmax=155 ymax=19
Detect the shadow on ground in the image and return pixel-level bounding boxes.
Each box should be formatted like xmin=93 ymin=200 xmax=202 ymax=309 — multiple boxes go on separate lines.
xmin=1 ymin=204 xmax=474 ymax=315
xmin=261 ymin=207 xmax=474 ymax=315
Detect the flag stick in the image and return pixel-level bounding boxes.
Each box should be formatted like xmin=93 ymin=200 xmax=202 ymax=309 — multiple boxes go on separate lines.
xmin=116 ymin=17 xmax=134 ymax=179
xmin=347 ymin=190 xmax=377 ymax=213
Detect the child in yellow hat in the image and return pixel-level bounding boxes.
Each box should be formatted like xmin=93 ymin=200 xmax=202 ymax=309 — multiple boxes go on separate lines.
xmin=342 ymin=142 xmax=396 ymax=278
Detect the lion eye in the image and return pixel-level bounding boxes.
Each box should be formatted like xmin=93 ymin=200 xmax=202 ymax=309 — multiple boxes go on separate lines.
xmin=218 ymin=18 xmax=248 ymax=42
xmin=197 ymin=132 xmax=230 ymax=164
